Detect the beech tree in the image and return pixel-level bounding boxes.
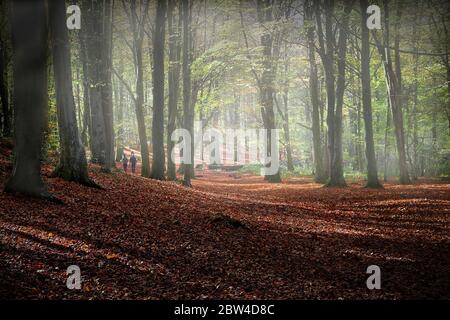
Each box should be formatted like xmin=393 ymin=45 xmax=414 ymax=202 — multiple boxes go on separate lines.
xmin=315 ymin=0 xmax=353 ymax=187
xmin=4 ymin=0 xmax=55 ymax=200
xmin=372 ymin=0 xmax=411 ymax=184
xmin=182 ymin=0 xmax=193 ymax=187
xmin=256 ymin=0 xmax=281 ymax=183
xmin=360 ymin=0 xmax=382 ymax=188
xmin=114 ymin=0 xmax=151 ymax=178
xmin=48 ymin=0 xmax=98 ymax=187
xmin=305 ymin=0 xmax=327 ymax=183
xmin=151 ymin=0 xmax=168 ymax=180
xmin=167 ymin=0 xmax=182 ymax=181
xmin=82 ymin=0 xmax=115 ymax=171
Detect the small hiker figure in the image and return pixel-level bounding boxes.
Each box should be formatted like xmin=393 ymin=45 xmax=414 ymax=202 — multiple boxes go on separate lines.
xmin=122 ymin=153 xmax=128 ymax=173
xmin=130 ymin=152 xmax=137 ymax=175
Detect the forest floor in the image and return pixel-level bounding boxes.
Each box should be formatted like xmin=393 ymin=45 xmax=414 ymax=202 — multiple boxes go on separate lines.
xmin=0 ymin=139 xmax=449 ymax=299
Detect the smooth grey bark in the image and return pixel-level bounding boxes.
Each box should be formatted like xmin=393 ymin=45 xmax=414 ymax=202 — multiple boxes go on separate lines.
xmin=151 ymin=0 xmax=167 ymax=180
xmin=392 ymin=0 xmax=410 ymax=184
xmin=373 ymin=0 xmax=410 ymax=184
xmin=48 ymin=0 xmax=98 ymax=187
xmin=281 ymin=42 xmax=294 ymax=172
xmin=328 ymin=0 xmax=353 ymax=187
xmin=282 ymin=89 xmax=294 ymax=172
xmin=316 ymin=0 xmax=337 ymax=185
xmin=182 ymin=0 xmax=193 ymax=187
xmin=315 ymin=0 xmax=351 ymax=187
xmin=100 ymin=0 xmax=115 ymax=172
xmin=256 ymin=0 xmax=281 ymax=183
xmin=167 ymin=0 xmax=182 ymax=181
xmin=130 ymin=0 xmax=151 ymax=178
xmin=305 ymin=0 xmax=326 ymax=183
xmin=360 ymin=0 xmax=382 ymax=188
xmin=114 ymin=63 xmax=125 ymax=162
xmin=5 ymin=0 xmax=57 ymax=201
xmin=79 ymin=28 xmax=91 ymax=147
xmin=83 ymin=0 xmax=107 ymax=164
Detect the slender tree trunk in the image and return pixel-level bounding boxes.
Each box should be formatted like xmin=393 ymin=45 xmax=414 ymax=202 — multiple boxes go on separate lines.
xmin=282 ymin=91 xmax=294 ymax=172
xmin=151 ymin=0 xmax=167 ymax=180
xmin=372 ymin=0 xmax=410 ymax=184
xmin=79 ymin=28 xmax=91 ymax=147
xmin=48 ymin=0 xmax=98 ymax=187
xmin=257 ymin=0 xmax=281 ymax=183
xmin=357 ymin=91 xmax=365 ymax=171
xmin=5 ymin=0 xmax=56 ymax=200
xmin=75 ymin=66 xmax=83 ymax=132
xmin=130 ymin=0 xmax=151 ymax=178
xmin=84 ymin=0 xmax=107 ymax=164
xmin=115 ymin=64 xmax=125 ymax=162
xmin=411 ymin=0 xmax=419 ymax=179
xmin=327 ymin=0 xmax=353 ymax=187
xmin=392 ymin=0 xmax=410 ymax=184
xmin=383 ymin=96 xmax=391 ymax=182
xmin=182 ymin=0 xmax=193 ymax=187
xmin=323 ymin=0 xmax=336 ymax=185
xmin=281 ymin=42 xmax=294 ymax=172
xmin=167 ymin=0 xmax=181 ymax=181
xmin=360 ymin=0 xmax=382 ymax=188
xmin=100 ymin=0 xmax=115 ymax=172
xmin=306 ymin=0 xmax=326 ymax=182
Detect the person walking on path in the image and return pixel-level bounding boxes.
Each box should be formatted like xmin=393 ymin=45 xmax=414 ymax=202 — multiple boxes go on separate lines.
xmin=130 ymin=152 xmax=137 ymax=175
xmin=122 ymin=153 xmax=129 ymax=173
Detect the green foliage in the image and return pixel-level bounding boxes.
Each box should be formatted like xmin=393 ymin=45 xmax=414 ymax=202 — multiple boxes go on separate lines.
xmin=239 ymin=164 xmax=263 ymax=175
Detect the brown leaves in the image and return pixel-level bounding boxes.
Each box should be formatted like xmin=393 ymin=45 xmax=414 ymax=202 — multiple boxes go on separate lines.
xmin=0 ymin=141 xmax=449 ymax=299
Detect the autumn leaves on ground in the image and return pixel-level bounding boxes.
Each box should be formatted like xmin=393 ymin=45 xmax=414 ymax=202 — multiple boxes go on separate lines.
xmin=0 ymin=139 xmax=449 ymax=300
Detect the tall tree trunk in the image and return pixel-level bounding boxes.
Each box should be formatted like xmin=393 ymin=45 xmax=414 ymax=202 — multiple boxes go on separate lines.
xmin=257 ymin=0 xmax=281 ymax=183
xmin=282 ymin=90 xmax=294 ymax=172
xmin=315 ymin=0 xmax=341 ymax=186
xmin=373 ymin=0 xmax=410 ymax=184
xmin=79 ymin=29 xmax=91 ymax=147
xmin=48 ymin=0 xmax=97 ymax=187
xmin=383 ymin=96 xmax=391 ymax=182
xmin=5 ymin=0 xmax=56 ymax=200
xmin=130 ymin=0 xmax=151 ymax=178
xmin=100 ymin=0 xmax=115 ymax=172
xmin=360 ymin=0 xmax=382 ymax=188
xmin=75 ymin=65 xmax=83 ymax=132
xmin=151 ymin=0 xmax=167 ymax=180
xmin=182 ymin=0 xmax=193 ymax=187
xmin=392 ymin=0 xmax=410 ymax=184
xmin=84 ymin=0 xmax=107 ymax=164
xmin=411 ymin=0 xmax=419 ymax=179
xmin=281 ymin=42 xmax=294 ymax=172
xmin=321 ymin=0 xmax=337 ymax=185
xmin=115 ymin=63 xmax=125 ymax=162
xmin=167 ymin=0 xmax=182 ymax=181
xmin=329 ymin=0 xmax=352 ymax=187
xmin=305 ymin=0 xmax=326 ymax=183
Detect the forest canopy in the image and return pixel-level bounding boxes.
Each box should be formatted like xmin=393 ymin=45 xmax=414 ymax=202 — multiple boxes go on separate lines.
xmin=0 ymin=0 xmax=448 ymax=192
